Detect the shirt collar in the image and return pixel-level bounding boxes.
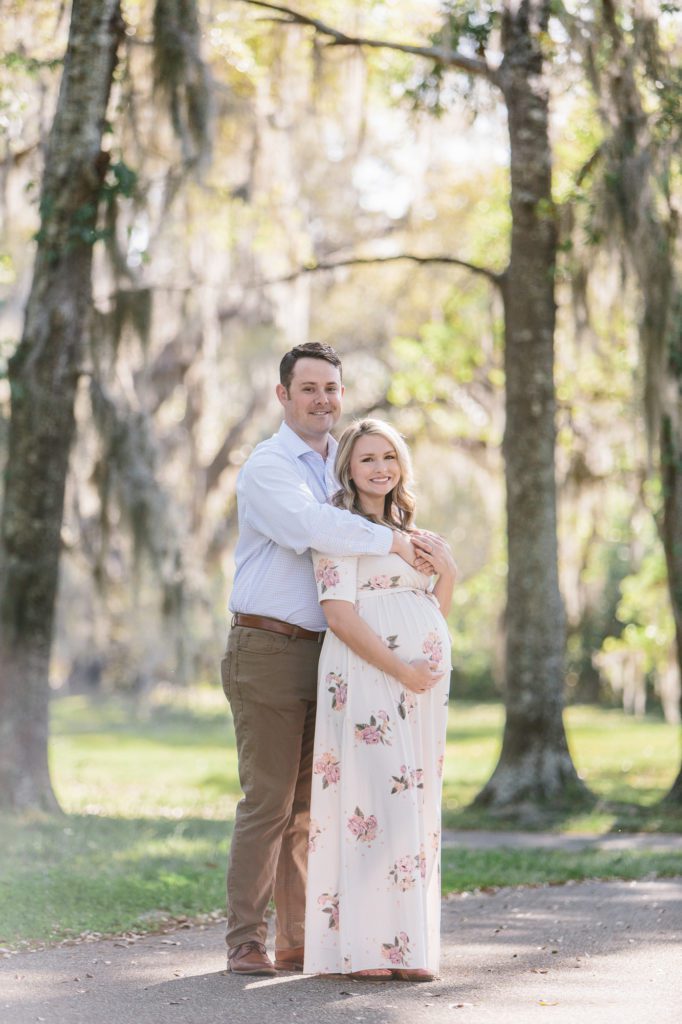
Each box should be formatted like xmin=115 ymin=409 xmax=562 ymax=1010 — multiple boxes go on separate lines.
xmin=277 ymin=420 xmax=338 ymax=463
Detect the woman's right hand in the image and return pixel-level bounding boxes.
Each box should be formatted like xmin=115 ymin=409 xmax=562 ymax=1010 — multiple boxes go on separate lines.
xmin=399 ymin=658 xmax=443 ymax=694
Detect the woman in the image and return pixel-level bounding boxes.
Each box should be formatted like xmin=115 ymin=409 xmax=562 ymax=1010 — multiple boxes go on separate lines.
xmin=304 ymin=419 xmax=457 ymax=981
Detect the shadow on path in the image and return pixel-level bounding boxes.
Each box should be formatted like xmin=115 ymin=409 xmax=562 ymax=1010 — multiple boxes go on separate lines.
xmin=1 ymin=877 xmax=680 ymax=1024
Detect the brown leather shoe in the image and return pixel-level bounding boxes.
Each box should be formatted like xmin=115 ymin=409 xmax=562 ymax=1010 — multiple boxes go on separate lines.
xmin=274 ymin=945 xmax=304 ymax=971
xmin=227 ymin=941 xmax=276 ymax=976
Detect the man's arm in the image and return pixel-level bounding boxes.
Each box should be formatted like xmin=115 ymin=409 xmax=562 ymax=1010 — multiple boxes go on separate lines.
xmin=240 ymin=452 xmax=393 ymax=556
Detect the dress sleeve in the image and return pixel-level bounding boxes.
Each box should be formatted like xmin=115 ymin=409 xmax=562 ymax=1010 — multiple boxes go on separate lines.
xmin=312 ymin=551 xmax=358 ymax=604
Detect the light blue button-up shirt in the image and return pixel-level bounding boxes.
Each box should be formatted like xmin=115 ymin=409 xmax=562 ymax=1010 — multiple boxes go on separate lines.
xmin=229 ymin=421 xmax=393 ymax=630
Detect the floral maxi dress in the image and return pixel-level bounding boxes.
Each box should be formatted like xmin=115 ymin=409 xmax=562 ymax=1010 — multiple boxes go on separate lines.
xmin=303 ymin=551 xmax=452 ymax=976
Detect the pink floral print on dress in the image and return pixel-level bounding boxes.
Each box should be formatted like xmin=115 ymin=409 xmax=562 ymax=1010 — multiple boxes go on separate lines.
xmin=361 ymin=574 xmax=403 ymax=591
xmin=315 ymin=558 xmax=340 ymax=594
xmin=388 ymin=854 xmax=421 ymax=892
xmin=317 ymin=892 xmax=340 ymax=930
xmin=346 ymin=806 xmax=379 ymax=844
xmin=327 ymin=671 xmax=347 ymax=711
xmin=381 ymin=932 xmax=410 ymax=966
xmin=354 ymin=709 xmax=392 ymax=746
xmin=397 ymin=690 xmax=417 ymax=721
xmin=308 ymin=820 xmax=322 ymax=853
xmin=418 ymin=843 xmax=427 ymax=879
xmin=390 ymin=764 xmax=424 ymax=795
xmin=313 ymin=751 xmax=340 ymax=789
xmin=422 ymin=631 xmax=443 ymax=666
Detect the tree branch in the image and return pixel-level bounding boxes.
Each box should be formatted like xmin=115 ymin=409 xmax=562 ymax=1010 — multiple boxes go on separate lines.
xmin=575 ymin=143 xmax=604 ymax=186
xmin=265 ymin=254 xmax=504 ymax=288
xmin=203 ymin=387 xmax=269 ymax=494
xmin=237 ymin=0 xmax=497 ymax=84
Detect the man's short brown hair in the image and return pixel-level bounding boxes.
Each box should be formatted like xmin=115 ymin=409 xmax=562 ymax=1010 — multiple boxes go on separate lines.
xmin=279 ymin=342 xmax=342 ymax=392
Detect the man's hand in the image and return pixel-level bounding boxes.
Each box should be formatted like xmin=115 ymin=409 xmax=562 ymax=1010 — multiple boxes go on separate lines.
xmin=390 ymin=530 xmax=418 ymax=566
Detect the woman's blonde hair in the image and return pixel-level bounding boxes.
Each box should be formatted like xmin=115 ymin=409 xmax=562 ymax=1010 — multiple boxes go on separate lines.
xmin=332 ymin=419 xmax=416 ymax=530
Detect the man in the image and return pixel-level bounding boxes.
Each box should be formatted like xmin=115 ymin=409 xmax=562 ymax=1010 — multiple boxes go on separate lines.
xmin=222 ymin=342 xmax=418 ymax=976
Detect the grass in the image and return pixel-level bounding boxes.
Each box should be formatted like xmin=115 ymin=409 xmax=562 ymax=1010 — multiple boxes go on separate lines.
xmin=441 ymin=702 xmax=682 ymax=834
xmin=440 ymin=847 xmax=682 ymax=893
xmin=0 ymin=690 xmax=680 ymax=950
xmin=0 ymin=814 xmax=229 ymax=947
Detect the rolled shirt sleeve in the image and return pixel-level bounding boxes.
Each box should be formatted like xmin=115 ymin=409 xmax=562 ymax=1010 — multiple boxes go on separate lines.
xmin=240 ymin=451 xmax=392 ymax=557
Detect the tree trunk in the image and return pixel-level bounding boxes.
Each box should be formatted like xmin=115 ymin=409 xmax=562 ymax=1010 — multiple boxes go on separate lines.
xmin=661 ymin=406 xmax=682 ymax=804
xmin=474 ymin=0 xmax=586 ymax=807
xmin=0 ymin=0 xmax=123 ymax=811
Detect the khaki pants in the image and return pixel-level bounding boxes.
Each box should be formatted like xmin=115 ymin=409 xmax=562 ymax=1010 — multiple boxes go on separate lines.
xmin=221 ymin=624 xmax=320 ymax=950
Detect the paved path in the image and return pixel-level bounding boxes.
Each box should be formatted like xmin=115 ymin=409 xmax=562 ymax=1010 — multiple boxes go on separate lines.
xmin=2 ymin=876 xmax=681 ymax=1024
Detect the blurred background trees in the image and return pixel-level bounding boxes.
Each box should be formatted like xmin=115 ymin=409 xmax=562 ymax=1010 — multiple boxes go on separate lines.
xmin=0 ymin=0 xmax=680 ymax=810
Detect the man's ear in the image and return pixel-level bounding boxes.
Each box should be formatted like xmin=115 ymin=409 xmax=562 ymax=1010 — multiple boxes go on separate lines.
xmin=275 ymin=383 xmax=288 ymax=407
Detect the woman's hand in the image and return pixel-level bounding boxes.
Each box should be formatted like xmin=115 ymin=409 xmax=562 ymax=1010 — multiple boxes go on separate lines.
xmin=411 ymin=531 xmax=458 ymax=581
xmin=399 ymin=658 xmax=444 ymax=694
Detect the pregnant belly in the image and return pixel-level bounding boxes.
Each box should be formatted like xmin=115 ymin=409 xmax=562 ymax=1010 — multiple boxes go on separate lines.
xmin=358 ymin=590 xmax=452 ymax=671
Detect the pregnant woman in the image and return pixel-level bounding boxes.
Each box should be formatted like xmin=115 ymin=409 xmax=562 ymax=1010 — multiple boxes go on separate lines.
xmin=304 ymin=418 xmax=456 ymax=981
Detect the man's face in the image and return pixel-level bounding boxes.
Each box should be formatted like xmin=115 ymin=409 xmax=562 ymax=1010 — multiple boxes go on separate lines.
xmin=276 ymin=357 xmax=344 ymax=443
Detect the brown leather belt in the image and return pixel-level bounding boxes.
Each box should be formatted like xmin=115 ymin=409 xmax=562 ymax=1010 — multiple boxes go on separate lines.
xmin=231 ymin=613 xmax=325 ymax=643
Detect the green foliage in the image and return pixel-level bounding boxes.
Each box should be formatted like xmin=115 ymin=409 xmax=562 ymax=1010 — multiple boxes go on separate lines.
xmin=32 ymin=161 xmax=138 ymax=255
xmin=388 ymin=278 xmax=504 ymax=444
xmin=603 ymin=545 xmax=675 ymax=679
xmin=433 ymin=0 xmax=497 ymax=54
xmin=652 ymin=67 xmax=682 ymax=143
xmin=447 ymin=536 xmax=506 ymax=700
xmin=403 ymin=1 xmax=497 ymax=114
xmin=0 ymin=51 xmax=61 ymax=74
xmin=0 ymin=251 xmax=16 ymax=287
xmin=103 ymin=159 xmax=138 ymax=201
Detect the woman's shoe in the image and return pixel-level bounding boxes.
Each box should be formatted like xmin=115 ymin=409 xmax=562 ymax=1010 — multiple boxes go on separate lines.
xmin=349 ymin=969 xmax=393 ymax=980
xmin=391 ymin=968 xmax=435 ymax=982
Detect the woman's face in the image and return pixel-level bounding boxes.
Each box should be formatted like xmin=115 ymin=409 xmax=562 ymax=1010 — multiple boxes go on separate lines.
xmin=349 ymin=433 xmax=401 ymax=504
